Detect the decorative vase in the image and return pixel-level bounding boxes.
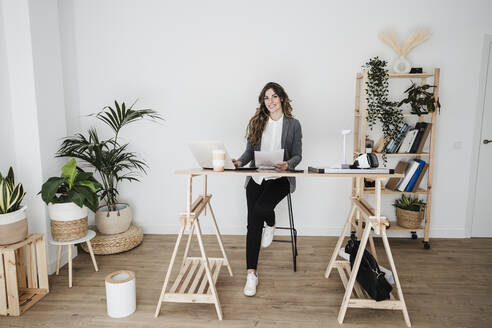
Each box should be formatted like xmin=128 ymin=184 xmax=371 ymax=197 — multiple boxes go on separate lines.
xmin=395 ymin=207 xmax=424 ymax=229
xmin=0 ymin=206 xmax=28 ymax=245
xmin=95 ymin=203 xmax=132 ymax=235
xmin=48 ymin=203 xmax=88 ymax=242
xmin=392 ymin=56 xmax=411 ymax=74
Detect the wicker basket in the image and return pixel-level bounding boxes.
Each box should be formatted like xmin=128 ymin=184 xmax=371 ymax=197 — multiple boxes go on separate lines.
xmin=50 ymin=217 xmax=88 ymax=242
xmin=81 ymin=224 xmax=143 ymax=255
xmin=396 ymin=207 xmax=424 ymax=229
xmin=48 ymin=203 xmax=88 ymax=242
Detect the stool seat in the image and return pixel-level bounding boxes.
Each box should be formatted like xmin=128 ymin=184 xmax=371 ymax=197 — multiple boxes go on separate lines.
xmin=49 ymin=230 xmax=99 ymax=288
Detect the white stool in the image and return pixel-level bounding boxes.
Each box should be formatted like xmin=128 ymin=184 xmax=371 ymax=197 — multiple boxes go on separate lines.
xmin=49 ymin=230 xmax=99 ymax=288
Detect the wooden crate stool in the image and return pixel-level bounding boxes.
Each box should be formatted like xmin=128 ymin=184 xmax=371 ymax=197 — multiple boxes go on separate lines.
xmin=0 ymin=234 xmax=49 ymax=316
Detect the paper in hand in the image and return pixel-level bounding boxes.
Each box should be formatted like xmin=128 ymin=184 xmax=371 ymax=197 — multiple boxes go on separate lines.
xmin=254 ymin=149 xmax=284 ymax=169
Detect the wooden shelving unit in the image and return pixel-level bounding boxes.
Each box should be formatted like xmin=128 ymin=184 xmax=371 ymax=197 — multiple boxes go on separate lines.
xmin=353 ymin=68 xmax=440 ymax=249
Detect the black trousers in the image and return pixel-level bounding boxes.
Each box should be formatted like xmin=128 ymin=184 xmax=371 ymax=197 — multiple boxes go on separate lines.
xmin=246 ymin=177 xmax=290 ymax=270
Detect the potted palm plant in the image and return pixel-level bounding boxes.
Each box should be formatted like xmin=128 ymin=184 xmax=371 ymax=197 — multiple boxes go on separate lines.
xmin=56 ymin=100 xmax=163 ymax=235
xmin=0 ymin=167 xmax=27 ymax=245
xmin=40 ymin=159 xmax=101 ymax=242
xmin=393 ymin=194 xmax=426 ymax=229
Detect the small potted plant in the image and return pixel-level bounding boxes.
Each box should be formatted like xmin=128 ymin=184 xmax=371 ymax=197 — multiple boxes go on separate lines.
xmin=0 ymin=167 xmax=27 ymax=245
xmin=393 ymin=194 xmax=426 ymax=229
xmin=398 ymin=83 xmax=441 ymax=116
xmin=40 ymin=159 xmax=101 ymax=242
xmin=57 ymin=100 xmax=163 ymax=235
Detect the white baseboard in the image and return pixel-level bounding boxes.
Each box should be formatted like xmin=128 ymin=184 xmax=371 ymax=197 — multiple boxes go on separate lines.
xmin=138 ymin=224 xmax=468 ymax=238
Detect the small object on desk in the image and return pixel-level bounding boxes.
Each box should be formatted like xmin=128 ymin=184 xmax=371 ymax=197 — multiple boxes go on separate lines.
xmin=212 ymin=149 xmax=225 ymax=172
xmin=287 ymin=168 xmax=304 ymax=173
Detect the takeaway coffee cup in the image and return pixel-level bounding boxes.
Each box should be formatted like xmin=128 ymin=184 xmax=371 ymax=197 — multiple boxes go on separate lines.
xmin=212 ymin=150 xmax=226 ymax=172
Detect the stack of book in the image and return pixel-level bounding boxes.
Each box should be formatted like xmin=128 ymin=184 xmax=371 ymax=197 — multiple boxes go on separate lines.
xmin=374 ymin=122 xmax=432 ymax=154
xmin=386 ymin=159 xmax=428 ymax=192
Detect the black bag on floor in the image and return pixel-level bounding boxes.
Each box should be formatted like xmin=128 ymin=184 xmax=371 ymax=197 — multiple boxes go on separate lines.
xmin=344 ymin=239 xmax=392 ymax=301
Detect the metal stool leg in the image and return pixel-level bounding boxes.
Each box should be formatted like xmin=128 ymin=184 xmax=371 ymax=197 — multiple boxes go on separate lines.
xmin=273 ymin=193 xmax=298 ymax=272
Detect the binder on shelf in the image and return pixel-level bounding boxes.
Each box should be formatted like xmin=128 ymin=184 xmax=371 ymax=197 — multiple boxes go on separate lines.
xmin=396 ymin=160 xmax=420 ymax=191
xmin=411 ymin=163 xmax=428 ymax=192
xmin=409 ymin=122 xmax=428 ymax=153
xmin=405 ymin=160 xmax=426 ymax=191
xmin=374 ymin=136 xmax=389 ymax=153
xmin=415 ymin=123 xmax=432 ymax=154
xmin=399 ymin=129 xmax=418 ymax=153
xmin=386 ymin=161 xmax=408 ymax=191
xmin=385 ymin=123 xmax=408 ymax=153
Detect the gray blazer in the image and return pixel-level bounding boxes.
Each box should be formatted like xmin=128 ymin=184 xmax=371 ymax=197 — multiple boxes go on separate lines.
xmin=238 ymin=117 xmax=302 ymax=193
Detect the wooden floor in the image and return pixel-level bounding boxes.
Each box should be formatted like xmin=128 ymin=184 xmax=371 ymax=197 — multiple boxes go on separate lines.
xmin=1 ymin=234 xmax=492 ymax=327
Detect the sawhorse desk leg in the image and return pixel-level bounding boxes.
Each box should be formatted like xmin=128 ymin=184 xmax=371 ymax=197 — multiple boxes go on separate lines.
xmin=325 ymin=178 xmax=411 ymax=327
xmin=155 ymin=175 xmax=233 ymax=320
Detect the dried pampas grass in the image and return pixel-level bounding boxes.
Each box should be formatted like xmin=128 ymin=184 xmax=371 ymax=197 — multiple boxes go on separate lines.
xmin=380 ymin=29 xmax=431 ymax=56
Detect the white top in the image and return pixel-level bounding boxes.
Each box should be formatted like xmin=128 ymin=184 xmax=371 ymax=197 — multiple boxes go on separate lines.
xmin=49 ymin=230 xmax=96 ymax=246
xmin=253 ymin=115 xmax=283 ymax=185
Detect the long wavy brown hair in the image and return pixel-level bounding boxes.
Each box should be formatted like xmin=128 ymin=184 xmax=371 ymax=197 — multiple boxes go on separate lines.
xmin=246 ymin=82 xmax=294 ymax=146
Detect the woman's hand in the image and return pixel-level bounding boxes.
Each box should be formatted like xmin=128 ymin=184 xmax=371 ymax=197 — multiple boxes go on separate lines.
xmin=232 ymin=159 xmax=242 ymax=167
xmin=274 ymin=162 xmax=289 ymax=171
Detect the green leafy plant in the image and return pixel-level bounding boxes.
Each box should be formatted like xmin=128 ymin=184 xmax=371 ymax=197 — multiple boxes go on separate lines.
xmin=40 ymin=159 xmax=102 ymax=212
xmin=0 ymin=167 xmax=26 ymax=214
xmin=56 ymin=100 xmax=163 ymax=211
xmin=393 ymin=194 xmax=426 ymax=212
xmin=363 ymin=57 xmax=404 ymax=164
xmin=398 ymin=83 xmax=441 ymax=116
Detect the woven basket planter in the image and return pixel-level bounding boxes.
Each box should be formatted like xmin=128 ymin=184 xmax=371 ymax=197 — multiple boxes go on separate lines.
xmin=0 ymin=206 xmax=28 ymax=245
xmin=81 ymin=224 xmax=143 ymax=255
xmin=396 ymin=207 xmax=424 ymax=229
xmin=48 ymin=203 xmax=88 ymax=242
xmin=95 ymin=203 xmax=132 ymax=235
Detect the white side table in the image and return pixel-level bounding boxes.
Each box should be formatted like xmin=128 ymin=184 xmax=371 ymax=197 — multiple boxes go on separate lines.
xmin=50 ymin=230 xmax=99 ymax=288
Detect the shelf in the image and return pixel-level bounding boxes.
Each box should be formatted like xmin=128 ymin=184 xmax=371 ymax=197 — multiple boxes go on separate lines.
xmin=355 ymin=152 xmax=430 ymax=156
xmin=363 ymin=187 xmax=427 ymax=195
xmin=387 ymin=221 xmax=424 ymax=231
xmin=388 ymin=73 xmax=434 ymax=78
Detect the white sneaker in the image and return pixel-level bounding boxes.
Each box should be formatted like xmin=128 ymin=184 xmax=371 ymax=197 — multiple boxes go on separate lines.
xmin=243 ymin=272 xmax=258 ymax=296
xmin=261 ymin=224 xmax=276 ymax=248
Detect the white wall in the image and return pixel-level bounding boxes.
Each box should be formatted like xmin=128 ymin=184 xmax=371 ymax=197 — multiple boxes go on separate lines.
xmin=54 ymin=0 xmax=492 ymax=238
xmin=0 ymin=0 xmax=72 ymax=274
xmin=0 ymin=2 xmax=15 ymax=172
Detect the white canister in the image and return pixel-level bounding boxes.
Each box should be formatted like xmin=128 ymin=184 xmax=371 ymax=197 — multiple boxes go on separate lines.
xmin=105 ymin=270 xmax=136 ymax=318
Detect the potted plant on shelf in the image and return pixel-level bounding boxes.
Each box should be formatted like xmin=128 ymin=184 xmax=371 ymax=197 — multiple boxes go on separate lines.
xmin=393 ymin=194 xmax=426 ymax=229
xmin=56 ymin=100 xmax=163 ymax=235
xmin=363 ymin=56 xmax=404 ymax=164
xmin=398 ymin=83 xmax=441 ymax=116
xmin=0 ymin=167 xmax=27 ymax=245
xmin=40 ymin=158 xmax=101 ymax=242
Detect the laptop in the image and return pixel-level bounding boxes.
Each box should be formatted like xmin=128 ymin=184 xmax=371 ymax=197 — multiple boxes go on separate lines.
xmin=188 ymin=141 xmax=257 ymax=171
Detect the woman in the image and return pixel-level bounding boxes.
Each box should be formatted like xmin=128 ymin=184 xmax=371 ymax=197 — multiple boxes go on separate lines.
xmin=233 ymin=82 xmax=302 ymax=296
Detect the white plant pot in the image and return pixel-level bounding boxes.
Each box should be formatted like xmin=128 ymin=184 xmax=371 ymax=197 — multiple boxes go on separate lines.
xmin=0 ymin=206 xmax=28 ymax=245
xmin=48 ymin=203 xmax=88 ymax=242
xmin=95 ymin=203 xmax=133 ymax=235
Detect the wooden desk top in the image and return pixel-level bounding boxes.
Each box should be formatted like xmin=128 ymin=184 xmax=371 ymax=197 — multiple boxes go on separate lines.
xmin=174 ymin=168 xmax=403 ymax=178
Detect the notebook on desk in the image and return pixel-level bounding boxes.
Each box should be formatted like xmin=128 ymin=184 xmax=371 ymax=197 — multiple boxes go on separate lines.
xmin=188 ymin=141 xmax=257 ymax=171
xmin=308 ymin=166 xmax=395 ymax=174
